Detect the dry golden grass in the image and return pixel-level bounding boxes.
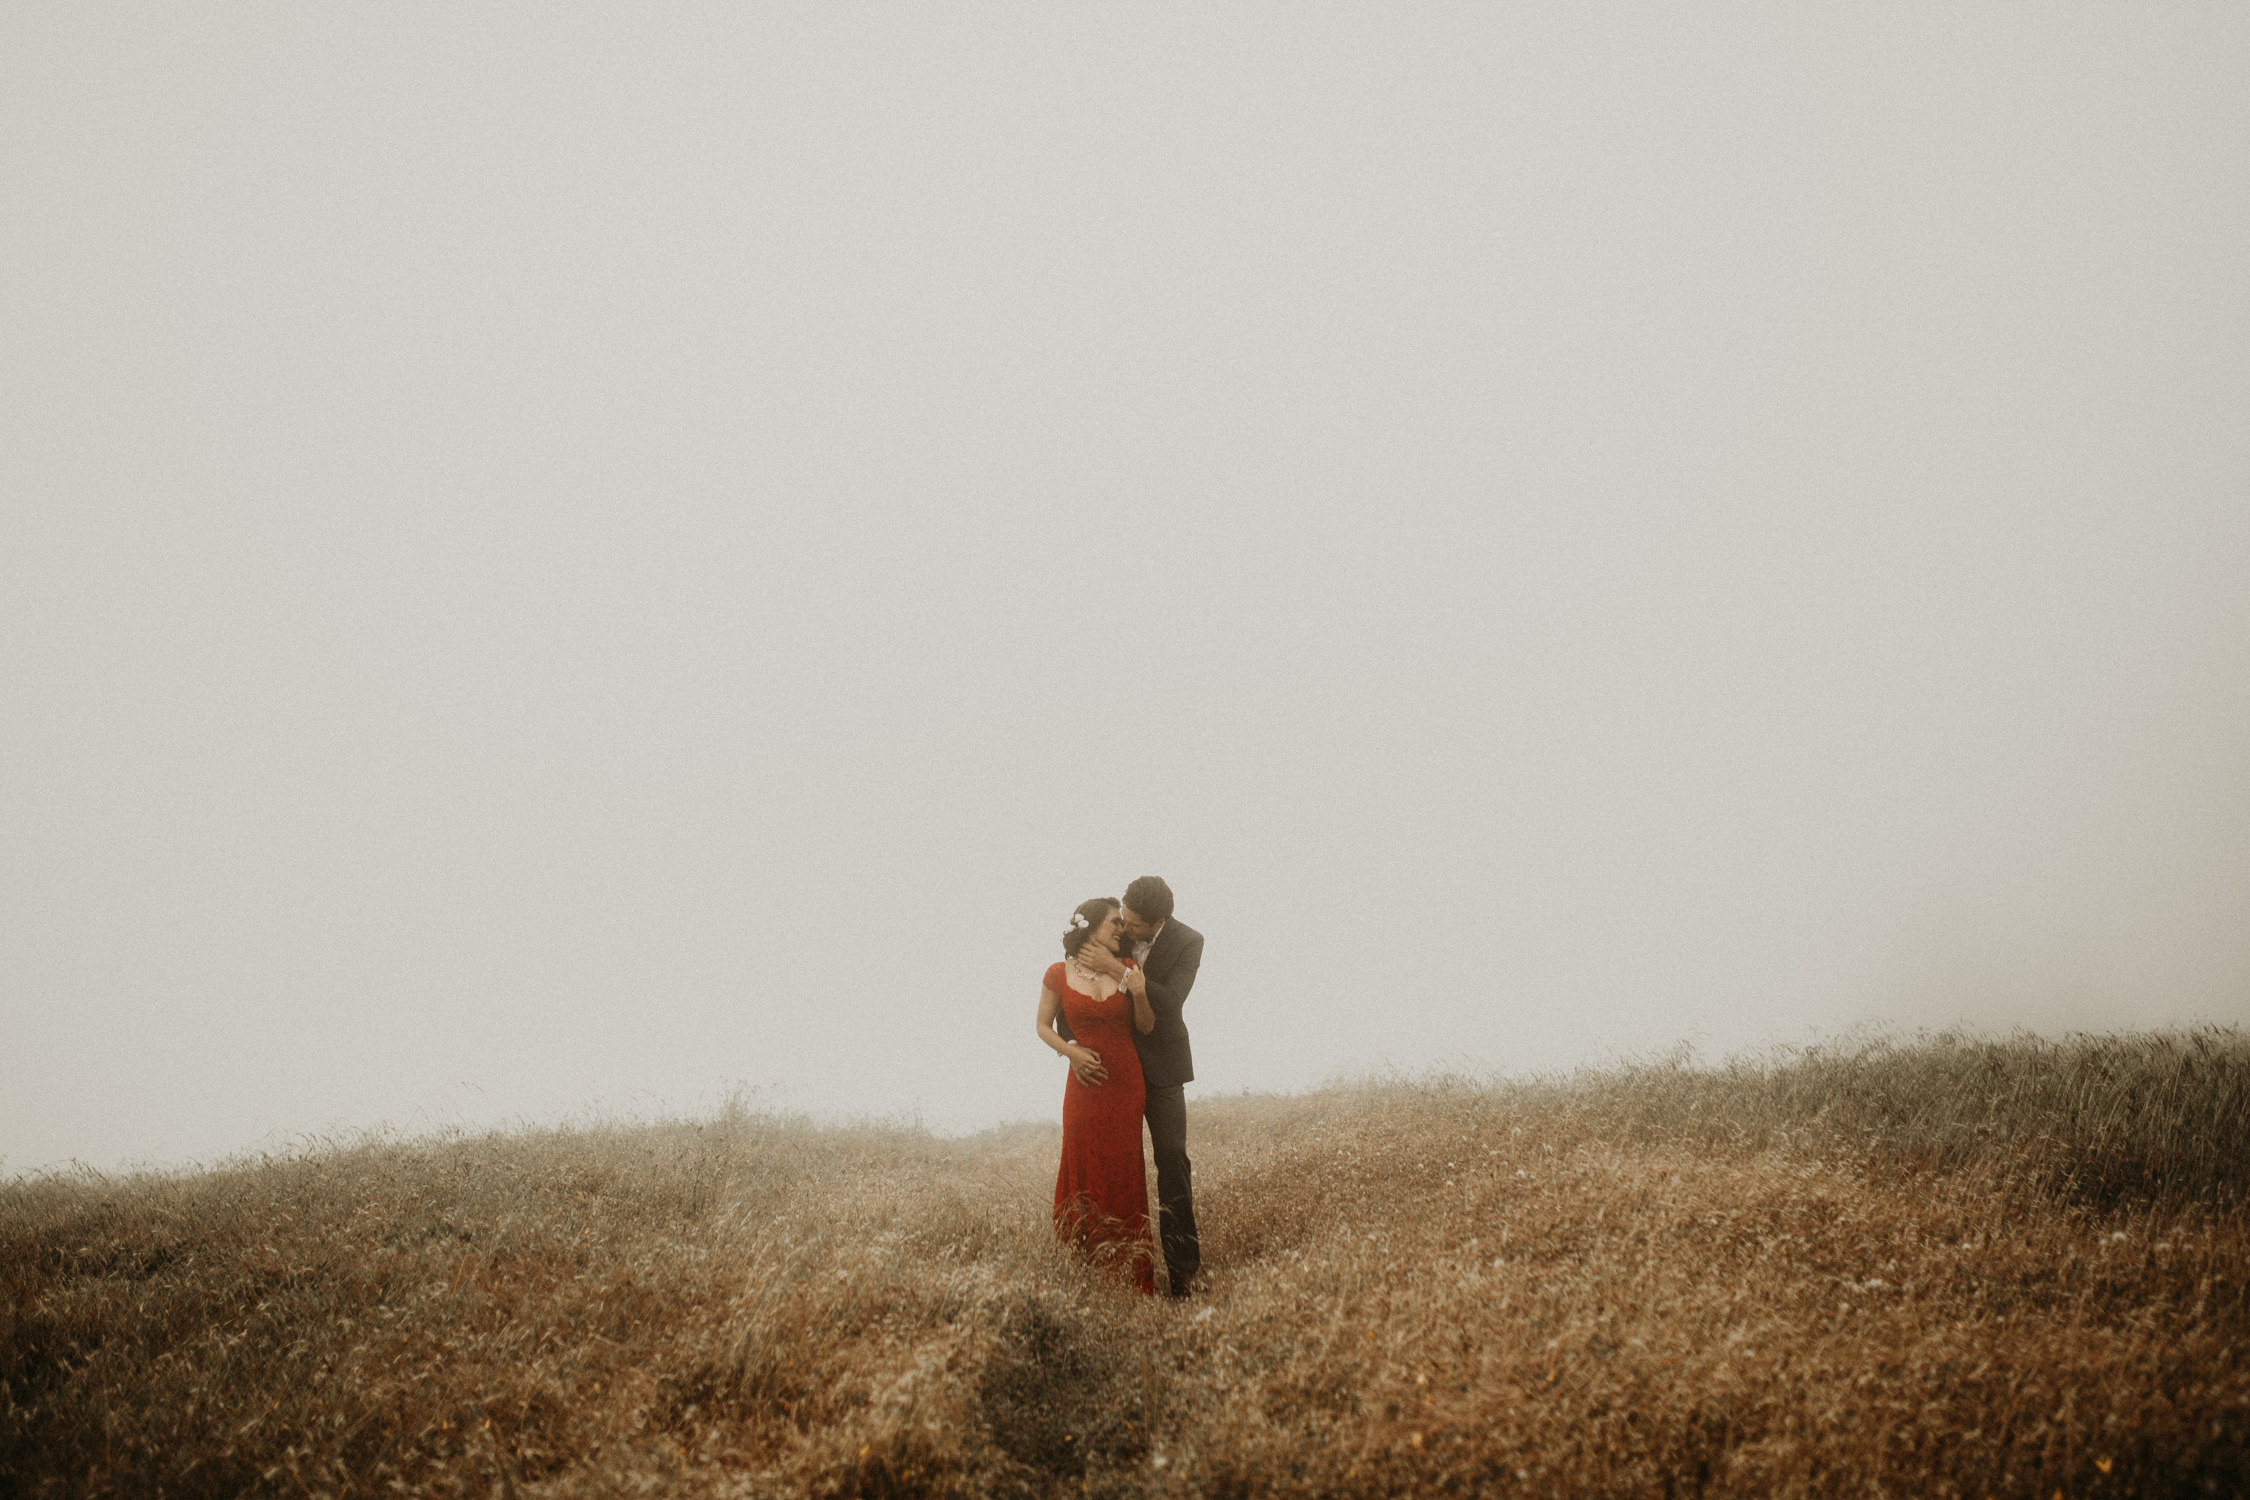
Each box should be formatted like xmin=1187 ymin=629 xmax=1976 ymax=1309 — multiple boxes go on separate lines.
xmin=4 ymin=1029 xmax=2247 ymax=1497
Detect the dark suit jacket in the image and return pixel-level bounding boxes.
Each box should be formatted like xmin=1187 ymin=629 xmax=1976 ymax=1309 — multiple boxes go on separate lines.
xmin=1130 ymin=918 xmax=1202 ymax=1089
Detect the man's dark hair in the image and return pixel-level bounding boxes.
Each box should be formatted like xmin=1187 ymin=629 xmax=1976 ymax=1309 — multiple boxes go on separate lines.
xmin=1062 ymin=897 xmax=1120 ymax=959
xmin=1122 ymin=875 xmax=1174 ymax=925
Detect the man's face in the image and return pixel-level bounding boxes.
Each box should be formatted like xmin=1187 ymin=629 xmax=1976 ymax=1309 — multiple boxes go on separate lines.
xmin=1117 ymin=905 xmax=1158 ymax=944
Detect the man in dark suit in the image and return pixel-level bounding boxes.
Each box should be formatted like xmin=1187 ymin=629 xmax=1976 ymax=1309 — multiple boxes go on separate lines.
xmin=1076 ymin=874 xmax=1203 ymax=1297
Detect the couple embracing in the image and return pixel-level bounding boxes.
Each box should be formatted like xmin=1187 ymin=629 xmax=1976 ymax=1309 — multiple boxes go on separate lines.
xmin=1034 ymin=875 xmax=1204 ymax=1298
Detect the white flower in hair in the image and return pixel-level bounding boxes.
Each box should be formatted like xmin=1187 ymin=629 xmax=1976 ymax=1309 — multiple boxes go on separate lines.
xmin=1069 ymin=912 xmax=1090 ymax=930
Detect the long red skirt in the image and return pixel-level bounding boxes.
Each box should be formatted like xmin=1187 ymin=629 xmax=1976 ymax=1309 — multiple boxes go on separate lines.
xmin=1048 ymin=962 xmax=1155 ymax=1295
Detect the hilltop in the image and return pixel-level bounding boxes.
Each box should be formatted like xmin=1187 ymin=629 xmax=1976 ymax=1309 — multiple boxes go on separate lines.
xmin=4 ymin=1029 xmax=2247 ymax=1496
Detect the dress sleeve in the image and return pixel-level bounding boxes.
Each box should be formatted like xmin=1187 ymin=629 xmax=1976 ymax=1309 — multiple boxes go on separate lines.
xmin=1044 ymin=961 xmax=1067 ymax=994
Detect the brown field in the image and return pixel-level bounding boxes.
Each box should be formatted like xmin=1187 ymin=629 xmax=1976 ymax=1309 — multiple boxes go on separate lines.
xmin=4 ymin=1029 xmax=2247 ymax=1497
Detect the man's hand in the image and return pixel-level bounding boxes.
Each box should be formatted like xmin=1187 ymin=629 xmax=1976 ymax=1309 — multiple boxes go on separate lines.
xmin=1070 ymin=1047 xmax=1109 ymax=1086
xmin=1077 ymin=944 xmax=1127 ymax=980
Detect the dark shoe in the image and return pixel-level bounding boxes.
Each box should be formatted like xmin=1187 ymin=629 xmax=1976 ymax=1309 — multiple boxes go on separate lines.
xmin=1165 ymin=1272 xmax=1199 ymax=1299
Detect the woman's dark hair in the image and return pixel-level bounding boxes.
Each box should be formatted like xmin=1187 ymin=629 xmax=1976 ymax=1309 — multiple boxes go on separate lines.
xmin=1062 ymin=897 xmax=1119 ymax=959
xmin=1122 ymin=875 xmax=1174 ymax=925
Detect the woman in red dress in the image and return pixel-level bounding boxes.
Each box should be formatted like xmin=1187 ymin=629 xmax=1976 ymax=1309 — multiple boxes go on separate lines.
xmin=1036 ymin=897 xmax=1158 ymax=1294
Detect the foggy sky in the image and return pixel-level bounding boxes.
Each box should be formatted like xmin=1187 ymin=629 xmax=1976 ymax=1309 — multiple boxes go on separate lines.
xmin=6 ymin=3 xmax=2247 ymax=1174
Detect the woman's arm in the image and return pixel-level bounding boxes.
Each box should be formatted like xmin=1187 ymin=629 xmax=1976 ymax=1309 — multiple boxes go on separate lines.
xmin=1140 ymin=932 xmax=1203 ymax=1019
xmin=1037 ymin=985 xmax=1108 ymax=1085
xmin=1126 ymin=967 xmax=1155 ymax=1035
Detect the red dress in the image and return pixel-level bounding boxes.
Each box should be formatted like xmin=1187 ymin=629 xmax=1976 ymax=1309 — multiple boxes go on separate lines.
xmin=1048 ymin=959 xmax=1156 ymax=1295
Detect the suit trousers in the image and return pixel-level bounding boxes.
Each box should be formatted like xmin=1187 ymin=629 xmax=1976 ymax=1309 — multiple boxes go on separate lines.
xmin=1143 ymin=1082 xmax=1199 ymax=1292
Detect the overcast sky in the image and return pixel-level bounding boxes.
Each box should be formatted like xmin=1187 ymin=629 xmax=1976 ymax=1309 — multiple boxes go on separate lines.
xmin=6 ymin=3 xmax=2246 ymax=1174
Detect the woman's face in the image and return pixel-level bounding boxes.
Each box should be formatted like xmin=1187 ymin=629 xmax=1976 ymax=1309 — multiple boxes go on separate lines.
xmin=1091 ymin=906 xmax=1122 ymax=952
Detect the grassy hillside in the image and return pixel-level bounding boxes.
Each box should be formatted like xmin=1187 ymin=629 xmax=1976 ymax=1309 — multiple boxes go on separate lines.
xmin=4 ymin=1029 xmax=2247 ymax=1496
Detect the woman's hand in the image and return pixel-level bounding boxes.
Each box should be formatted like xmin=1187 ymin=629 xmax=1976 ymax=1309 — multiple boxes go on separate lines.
xmin=1069 ymin=1046 xmax=1109 ymax=1087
